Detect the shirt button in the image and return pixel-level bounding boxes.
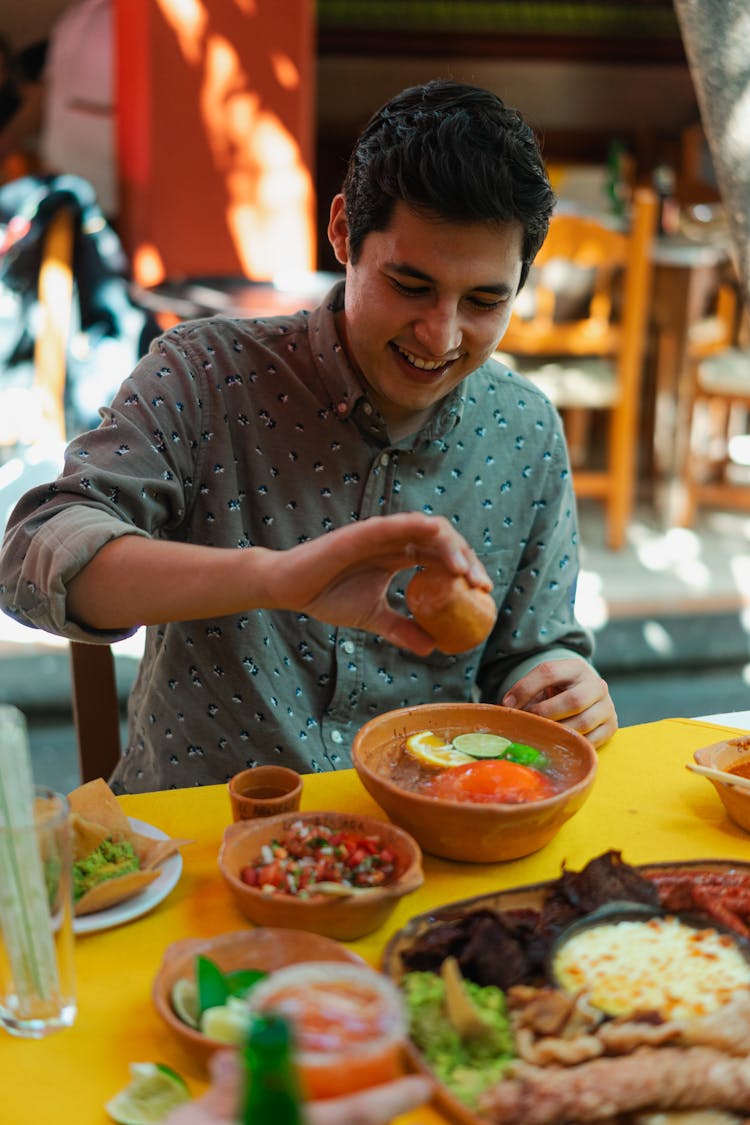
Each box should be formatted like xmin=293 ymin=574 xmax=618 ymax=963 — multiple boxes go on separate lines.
xmin=330 ymin=729 xmax=344 ymax=744
xmin=362 ymin=402 xmax=372 ymax=415
xmin=342 ymin=640 xmax=355 ymax=655
xmin=380 ymin=453 xmax=390 ymax=467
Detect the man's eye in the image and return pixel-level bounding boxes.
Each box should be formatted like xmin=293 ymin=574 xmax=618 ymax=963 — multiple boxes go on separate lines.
xmin=391 ymin=279 xmax=428 ymax=297
xmin=469 ymin=295 xmax=505 ymax=311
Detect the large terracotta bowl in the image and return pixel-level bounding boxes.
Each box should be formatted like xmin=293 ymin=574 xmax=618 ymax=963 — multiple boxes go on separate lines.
xmin=219 ymin=810 xmax=424 ymax=940
xmin=152 ymin=928 xmax=366 ymax=1068
xmin=693 ymin=735 xmax=750 ymax=832
xmin=351 ymin=703 xmax=598 ymax=863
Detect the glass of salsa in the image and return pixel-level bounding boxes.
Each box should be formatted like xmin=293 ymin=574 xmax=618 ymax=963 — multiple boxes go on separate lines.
xmin=245 ymin=961 xmax=407 ymax=1099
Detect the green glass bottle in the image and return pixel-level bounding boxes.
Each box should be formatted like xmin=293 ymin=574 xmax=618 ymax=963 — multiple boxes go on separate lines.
xmin=241 ymin=1012 xmax=304 ymax=1125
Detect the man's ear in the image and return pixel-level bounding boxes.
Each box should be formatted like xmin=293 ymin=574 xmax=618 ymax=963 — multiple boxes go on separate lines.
xmin=327 ymin=194 xmax=350 ymax=266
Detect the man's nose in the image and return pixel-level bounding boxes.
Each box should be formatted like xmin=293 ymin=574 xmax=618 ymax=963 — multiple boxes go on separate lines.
xmin=413 ymin=301 xmax=463 ymax=356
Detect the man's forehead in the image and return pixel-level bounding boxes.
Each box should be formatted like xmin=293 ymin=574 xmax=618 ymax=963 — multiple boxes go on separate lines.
xmin=372 ymin=207 xmax=524 ymax=287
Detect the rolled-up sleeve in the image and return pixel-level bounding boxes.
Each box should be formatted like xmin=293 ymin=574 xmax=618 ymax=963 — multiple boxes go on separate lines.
xmin=1 ymin=503 xmax=149 ymax=639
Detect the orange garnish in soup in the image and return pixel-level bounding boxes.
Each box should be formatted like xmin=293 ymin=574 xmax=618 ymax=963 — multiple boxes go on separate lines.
xmin=424 ymin=758 xmax=556 ymax=804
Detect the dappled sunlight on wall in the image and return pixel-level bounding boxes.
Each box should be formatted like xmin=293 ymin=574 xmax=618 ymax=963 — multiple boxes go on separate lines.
xmin=118 ymin=0 xmax=315 ymax=282
xmin=197 ymin=33 xmax=314 ymax=278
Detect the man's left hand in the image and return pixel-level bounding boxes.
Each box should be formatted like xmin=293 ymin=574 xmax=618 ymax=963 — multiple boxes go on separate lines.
xmin=502 ymin=658 xmax=617 ymax=749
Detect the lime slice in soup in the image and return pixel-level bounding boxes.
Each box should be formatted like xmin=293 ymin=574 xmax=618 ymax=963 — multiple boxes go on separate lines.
xmin=452 ymin=733 xmax=512 ymax=758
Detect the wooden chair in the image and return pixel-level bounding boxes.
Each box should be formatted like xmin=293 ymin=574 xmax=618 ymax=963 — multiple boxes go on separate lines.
xmin=70 ymin=641 xmax=122 ymax=783
xmin=29 ymin=205 xmax=124 ymax=783
xmin=679 ymin=280 xmax=750 ymax=527
xmin=497 ymin=187 xmax=658 ymax=550
xmin=677 ymin=122 xmax=722 ymax=209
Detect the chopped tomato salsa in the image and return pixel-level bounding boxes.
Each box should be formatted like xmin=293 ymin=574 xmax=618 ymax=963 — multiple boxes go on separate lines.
xmin=239 ymin=820 xmax=397 ymax=896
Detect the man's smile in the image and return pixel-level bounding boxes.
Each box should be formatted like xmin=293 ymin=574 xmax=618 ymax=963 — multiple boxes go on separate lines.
xmin=392 ymin=342 xmax=459 ymax=376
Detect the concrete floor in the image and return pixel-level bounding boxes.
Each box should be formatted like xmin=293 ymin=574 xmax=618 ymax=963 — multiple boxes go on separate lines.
xmin=2 ymin=498 xmax=749 ymax=796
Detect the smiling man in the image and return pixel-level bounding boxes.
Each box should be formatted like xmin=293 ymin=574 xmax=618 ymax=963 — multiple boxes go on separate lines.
xmin=0 ymin=80 xmax=617 ymax=791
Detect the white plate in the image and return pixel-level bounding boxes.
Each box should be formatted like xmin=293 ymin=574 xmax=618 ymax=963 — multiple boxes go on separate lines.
xmin=73 ymin=817 xmax=183 ymax=935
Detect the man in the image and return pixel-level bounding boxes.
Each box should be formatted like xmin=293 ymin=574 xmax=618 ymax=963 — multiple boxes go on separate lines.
xmin=0 ymin=80 xmax=616 ymax=792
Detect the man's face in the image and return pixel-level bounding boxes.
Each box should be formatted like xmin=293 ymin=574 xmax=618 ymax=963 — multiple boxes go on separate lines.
xmin=328 ymin=196 xmax=525 ymax=440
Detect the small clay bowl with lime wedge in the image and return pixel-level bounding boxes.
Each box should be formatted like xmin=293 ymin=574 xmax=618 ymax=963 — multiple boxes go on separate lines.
xmin=152 ymin=928 xmax=367 ymax=1068
xmin=351 ymin=702 xmax=597 ymax=863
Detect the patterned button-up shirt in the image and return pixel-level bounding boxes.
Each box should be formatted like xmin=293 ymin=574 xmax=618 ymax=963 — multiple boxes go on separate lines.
xmin=0 ymin=283 xmax=592 ymax=791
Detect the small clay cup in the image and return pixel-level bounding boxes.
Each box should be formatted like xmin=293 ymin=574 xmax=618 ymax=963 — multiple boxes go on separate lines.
xmin=228 ymin=765 xmax=303 ymax=822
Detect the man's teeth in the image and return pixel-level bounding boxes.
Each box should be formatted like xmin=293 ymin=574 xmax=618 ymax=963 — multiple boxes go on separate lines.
xmin=397 ymin=346 xmax=446 ymax=371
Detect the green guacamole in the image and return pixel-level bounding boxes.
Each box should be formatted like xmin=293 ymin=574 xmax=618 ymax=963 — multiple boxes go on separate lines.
xmin=73 ymin=838 xmax=139 ymax=901
xmin=402 ymin=971 xmax=515 ymax=1110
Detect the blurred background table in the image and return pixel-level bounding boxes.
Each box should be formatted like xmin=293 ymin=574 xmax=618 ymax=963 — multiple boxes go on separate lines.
xmin=132 ymin=271 xmax=343 ymax=326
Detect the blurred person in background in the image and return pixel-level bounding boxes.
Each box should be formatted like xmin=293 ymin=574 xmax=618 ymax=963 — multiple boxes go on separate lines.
xmin=0 ymin=1 xmax=115 ymax=217
xmin=0 ymin=34 xmax=47 ymax=182
xmin=38 ymin=0 xmax=117 ymax=219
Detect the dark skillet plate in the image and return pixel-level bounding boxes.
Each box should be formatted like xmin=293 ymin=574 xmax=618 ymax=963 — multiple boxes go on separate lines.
xmin=382 ymin=859 xmax=750 ymax=1125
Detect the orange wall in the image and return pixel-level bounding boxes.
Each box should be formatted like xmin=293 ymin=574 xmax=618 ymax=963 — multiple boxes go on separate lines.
xmin=116 ymin=0 xmax=316 ymax=285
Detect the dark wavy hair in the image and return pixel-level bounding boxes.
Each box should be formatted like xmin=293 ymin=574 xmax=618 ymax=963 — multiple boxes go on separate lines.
xmin=341 ymin=80 xmax=556 ymax=289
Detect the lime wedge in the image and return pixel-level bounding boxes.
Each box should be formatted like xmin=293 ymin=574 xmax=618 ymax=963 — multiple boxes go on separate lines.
xmin=452 ymin=733 xmax=512 ymax=758
xmin=201 ymin=998 xmax=252 ymax=1045
xmin=105 ymin=1062 xmax=190 ymax=1125
xmin=503 ymin=741 xmax=547 ymax=767
xmin=171 ymin=978 xmax=200 ymax=1028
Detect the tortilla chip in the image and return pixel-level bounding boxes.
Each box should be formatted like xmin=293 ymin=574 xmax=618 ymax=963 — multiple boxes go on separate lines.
xmin=137 ymin=836 xmax=194 ymax=870
xmin=68 ymin=778 xmax=132 ymax=841
xmin=71 ymin=812 xmax=111 ymax=861
xmin=74 ymin=869 xmax=160 ymax=916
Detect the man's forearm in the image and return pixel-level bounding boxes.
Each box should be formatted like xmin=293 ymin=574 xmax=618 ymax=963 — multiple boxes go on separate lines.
xmin=66 ymin=535 xmax=276 ymax=629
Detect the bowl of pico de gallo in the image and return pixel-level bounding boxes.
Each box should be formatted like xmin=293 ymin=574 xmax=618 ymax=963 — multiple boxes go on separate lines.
xmin=218 ymin=810 xmax=424 ymax=940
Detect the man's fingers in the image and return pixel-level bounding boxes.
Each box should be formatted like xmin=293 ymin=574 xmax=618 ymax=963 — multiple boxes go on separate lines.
xmin=307 ymin=1075 xmax=434 ymax=1125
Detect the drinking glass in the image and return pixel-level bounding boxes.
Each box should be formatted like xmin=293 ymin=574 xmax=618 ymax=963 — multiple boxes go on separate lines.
xmin=0 ymin=786 xmax=76 ymax=1037
xmin=228 ymin=766 xmax=303 ymax=821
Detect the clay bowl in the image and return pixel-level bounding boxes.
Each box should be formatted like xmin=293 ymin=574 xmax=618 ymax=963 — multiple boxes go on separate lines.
xmin=152 ymin=927 xmax=367 ymax=1068
xmin=693 ymin=735 xmax=750 ymax=832
xmin=218 ymin=810 xmax=424 ymax=940
xmin=351 ymin=702 xmax=598 ymax=863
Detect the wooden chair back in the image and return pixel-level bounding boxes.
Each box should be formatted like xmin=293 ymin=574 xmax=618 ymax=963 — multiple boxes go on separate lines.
xmin=498 ymin=187 xmax=658 ymax=550
xmin=70 ymin=640 xmax=122 ymax=783
xmin=678 ymin=123 xmax=722 ymax=209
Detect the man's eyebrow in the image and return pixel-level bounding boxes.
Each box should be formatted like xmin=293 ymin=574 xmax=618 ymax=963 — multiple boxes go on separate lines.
xmin=385 ymin=261 xmax=515 ymax=296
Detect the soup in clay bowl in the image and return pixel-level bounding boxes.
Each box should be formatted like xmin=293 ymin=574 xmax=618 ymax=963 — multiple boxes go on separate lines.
xmin=351 ymin=703 xmax=597 ymax=863
xmin=693 ymin=735 xmax=750 ymax=833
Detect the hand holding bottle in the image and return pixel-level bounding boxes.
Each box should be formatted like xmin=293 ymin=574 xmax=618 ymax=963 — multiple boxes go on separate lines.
xmin=163 ymin=1049 xmax=433 ymax=1125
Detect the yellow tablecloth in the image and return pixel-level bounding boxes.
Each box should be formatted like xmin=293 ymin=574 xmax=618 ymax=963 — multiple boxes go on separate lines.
xmin=5 ymin=717 xmax=750 ymax=1125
